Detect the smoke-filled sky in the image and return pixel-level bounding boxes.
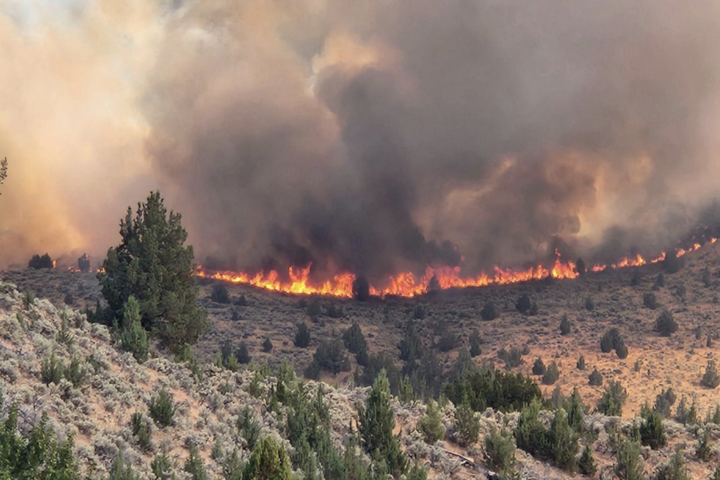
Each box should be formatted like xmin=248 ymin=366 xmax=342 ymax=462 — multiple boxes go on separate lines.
xmin=1 ymin=0 xmax=720 ymax=282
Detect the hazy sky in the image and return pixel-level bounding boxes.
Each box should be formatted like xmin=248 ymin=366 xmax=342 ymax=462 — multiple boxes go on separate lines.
xmin=1 ymin=0 xmax=719 ymax=281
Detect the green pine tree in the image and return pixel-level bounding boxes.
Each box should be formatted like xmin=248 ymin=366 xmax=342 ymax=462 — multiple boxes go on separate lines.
xmin=242 ymin=436 xmax=293 ymax=480
xmin=120 ymin=296 xmax=149 ymax=363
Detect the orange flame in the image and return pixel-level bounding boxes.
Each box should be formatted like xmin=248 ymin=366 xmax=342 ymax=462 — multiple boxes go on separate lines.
xmin=196 ymin=236 xmax=718 ymax=298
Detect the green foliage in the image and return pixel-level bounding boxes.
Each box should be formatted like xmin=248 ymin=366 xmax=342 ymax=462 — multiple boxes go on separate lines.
xmin=653 ymin=388 xmax=677 ymax=418
xmin=445 ymin=365 xmax=543 ymax=413
xmin=696 ymin=429 xmax=711 ymax=462
xmin=398 ymin=321 xmax=422 ymax=364
xmin=242 ymin=436 xmax=293 ymax=480
xmin=294 ymin=323 xmax=311 ymax=348
xmin=98 ymin=191 xmax=207 ymax=350
xmin=542 ymin=361 xmax=560 ymax=385
xmin=399 ymin=376 xmax=414 ymax=404
xmin=237 ymin=406 xmax=260 ymax=450
xmin=41 ymin=351 xmax=65 ymax=385
xmin=306 ymin=339 xmax=351 ymax=378
xmin=674 ymin=396 xmax=699 ymax=426
xmin=405 ymin=463 xmax=428 ymax=480
xmin=711 ymin=467 xmax=720 ymax=480
xmin=639 ymin=405 xmax=666 ymax=450
xmin=107 ymin=451 xmax=139 ymax=480
xmin=514 ymin=399 xmax=552 ymax=458
xmin=64 ymin=355 xmax=86 ymax=387
xmin=417 ymin=400 xmax=445 ymax=444
xmin=454 ymin=397 xmax=479 ymax=447
xmin=600 ymin=328 xmax=628 ymax=357
xmin=437 ymin=331 xmax=457 ymax=352
xmin=481 ymin=302 xmax=498 ymax=321
xmin=701 ymin=359 xmax=720 ymax=388
xmin=151 ymin=448 xmax=174 ymax=479
xmin=149 ymin=388 xmax=175 ymax=428
xmin=28 ymin=253 xmax=54 ymax=269
xmin=565 ymin=388 xmax=586 ymax=434
xmin=588 ymin=368 xmax=603 ymax=386
xmin=342 ymin=322 xmax=368 ymax=361
xmin=654 ymin=447 xmax=689 ymax=480
xmin=130 ymin=412 xmax=152 ymax=452
xmin=515 ymin=294 xmax=532 ymax=314
xmin=532 ymin=358 xmax=545 ymax=375
xmin=614 ymin=436 xmax=645 ymax=480
xmin=235 ymin=341 xmax=251 ymax=365
xmin=498 ymin=346 xmax=524 ymax=369
xmin=597 ymin=380 xmax=627 ymax=417
xmin=643 ymin=292 xmax=658 ymax=309
xmin=184 ymin=445 xmax=207 ymax=480
xmin=357 ymin=370 xmax=407 ymax=477
xmin=615 ymin=336 xmax=629 ymax=359
xmin=355 ymin=353 xmax=401 ymax=394
xmin=656 ymin=310 xmax=678 ymax=337
xmin=482 ymin=428 xmax=516 ymax=475
xmin=210 ymin=284 xmax=230 ymax=304
xmin=120 ymin=296 xmax=149 ymax=363
xmin=56 ymin=314 xmax=74 ymax=346
xmin=469 ymin=330 xmax=482 ymax=357
xmin=577 ymin=355 xmax=586 ymax=370
xmin=22 ymin=290 xmax=35 ymax=310
xmin=584 ymin=297 xmax=595 ymax=311
xmin=0 ymin=402 xmax=79 ymax=480
xmin=550 ymin=407 xmax=579 ymax=473
xmin=559 ymin=314 xmax=571 ymax=335
xmin=262 ymin=337 xmax=273 ymax=353
xmin=578 ymin=444 xmax=597 ymax=476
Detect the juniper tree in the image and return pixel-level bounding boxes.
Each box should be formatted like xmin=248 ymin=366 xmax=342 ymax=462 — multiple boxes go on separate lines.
xmin=701 ymin=359 xmax=720 ymax=388
xmin=614 ymin=436 xmax=645 ymax=480
xmin=120 ymin=296 xmax=148 ymax=363
xmin=542 ymin=361 xmax=560 ymax=385
xmin=696 ymin=429 xmax=711 ymax=462
xmin=417 ymin=400 xmax=445 ymax=444
xmin=654 ymin=447 xmax=689 ymax=480
xmin=656 ymin=310 xmax=679 ymax=337
xmin=242 ymin=436 xmax=293 ymax=480
xmin=560 ymin=315 xmax=571 ymax=335
xmin=294 ymin=323 xmax=311 ymax=348
xmin=469 ymin=330 xmax=482 ymax=357
xmin=532 ymin=358 xmax=546 ymax=375
xmin=357 ymin=370 xmax=407 ymax=477
xmin=149 ymin=388 xmax=175 ymax=427
xmin=639 ymin=404 xmax=666 ymax=450
xmin=184 ymin=445 xmax=207 ymax=480
xmin=577 ymin=355 xmax=586 ymax=370
xmin=597 ymin=380 xmax=627 ymax=417
xmin=653 ymin=388 xmax=677 ymax=418
xmin=578 ymin=444 xmax=597 ymax=476
xmin=454 ymin=397 xmax=480 ymax=447
xmin=589 ymin=368 xmax=603 ymax=386
xmin=550 ymin=408 xmax=579 ymax=473
xmin=99 ymin=191 xmax=207 ymax=350
xmin=482 ymin=428 xmax=517 ymax=475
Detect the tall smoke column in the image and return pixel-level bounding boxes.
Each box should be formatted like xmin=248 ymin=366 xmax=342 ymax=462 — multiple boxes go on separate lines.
xmin=1 ymin=0 xmax=720 ymax=283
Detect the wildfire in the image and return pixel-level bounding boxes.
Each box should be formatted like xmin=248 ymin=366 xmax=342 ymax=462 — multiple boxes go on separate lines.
xmin=196 ymin=237 xmax=717 ymax=298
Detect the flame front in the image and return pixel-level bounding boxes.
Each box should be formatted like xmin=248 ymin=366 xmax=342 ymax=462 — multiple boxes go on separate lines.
xmin=196 ymin=237 xmax=717 ymax=298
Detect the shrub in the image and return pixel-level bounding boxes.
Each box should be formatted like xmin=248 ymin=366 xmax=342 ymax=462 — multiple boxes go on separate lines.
xmin=445 ymin=365 xmax=543 ymax=413
xmin=577 ymin=355 xmax=586 ymax=370
xmin=654 ymin=273 xmax=665 ymax=289
xmin=542 ymin=361 xmax=560 ymax=385
xmin=357 ymin=370 xmax=407 ymax=477
xmin=514 ymin=399 xmax=552 ymax=458
xmin=532 ymin=358 xmax=546 ymax=375
xmin=656 ymin=310 xmax=679 ymax=337
xmin=28 ymin=253 xmax=53 ymax=269
xmin=560 ymin=315 xmax=571 ymax=335
xmin=469 ymin=330 xmax=482 ymax=357
xmin=515 ymin=294 xmax=532 ymax=314
xmin=663 ymin=251 xmax=684 ymax=273
xmin=615 ymin=336 xmax=629 ymax=359
xmin=184 ymin=445 xmax=207 ymax=480
xmin=696 ymin=429 xmax=711 ymax=462
xmin=398 ymin=321 xmax=422 ymax=363
xmin=674 ymin=396 xmax=699 ymax=425
xmin=597 ymin=380 xmax=627 ymax=417
xmin=210 ymin=284 xmax=230 ymax=304
xmin=576 ymin=258 xmax=586 ymax=275
xmin=550 ymin=407 xmax=579 ymax=473
xmin=41 ymin=351 xmax=65 ymax=385
xmin=352 ymin=275 xmax=370 ymax=301
xmin=654 ymin=447 xmax=689 ymax=480
xmin=482 ymin=428 xmax=516 ymax=474
xmin=454 ymin=397 xmax=479 ymax=447
xmin=614 ymin=436 xmax=644 ymax=480
xmin=99 ymin=191 xmax=207 ymax=350
xmin=588 ymin=368 xmax=603 ymax=386
xmin=78 ymin=253 xmax=91 ymax=273
xmin=701 ymin=359 xmax=720 ymax=388
xmin=325 ymin=303 xmax=344 ymax=318
xmin=600 ymin=327 xmax=622 ymax=353
xmin=399 ymin=375 xmax=414 ymax=404
xmin=262 ymin=337 xmax=273 ymax=353
xmin=107 ymin=451 xmax=139 ymax=480
xmin=712 ymin=467 xmax=720 ymax=480
xmin=342 ymin=322 xmax=367 ymax=354
xmin=242 ymin=437 xmax=292 ymax=480
xmin=131 ymin=412 xmax=152 ymax=452
xmin=309 ymin=339 xmax=350 ymax=375
xmin=120 ymin=296 xmax=148 ymax=363
xmin=654 ymin=388 xmax=677 ymax=418
xmin=498 ymin=346 xmax=524 ymax=369
xmin=237 ymin=406 xmax=260 ymax=450
xmin=151 ymin=447 xmax=174 ymax=479
xmin=643 ymin=292 xmax=658 ymax=309
xmin=235 ymin=341 xmax=251 ymax=364
xmin=639 ymin=405 xmax=666 ymax=450
xmin=417 ymin=400 xmax=445 ymax=444
xmin=294 ymin=323 xmax=311 ymax=348
xmin=63 ymin=292 xmax=75 ymax=306
xmin=413 ymin=304 xmax=426 ymax=320
xmin=481 ymin=302 xmax=498 ymax=321
xmin=64 ymin=354 xmax=86 ymax=387
xmin=437 ymin=331 xmax=457 ymax=352
xmin=578 ymin=444 xmax=597 ymax=476
xmin=631 ymin=270 xmax=642 ymax=286
xmin=584 ymin=297 xmax=595 ymax=311
xmin=149 ymin=388 xmax=175 ymax=427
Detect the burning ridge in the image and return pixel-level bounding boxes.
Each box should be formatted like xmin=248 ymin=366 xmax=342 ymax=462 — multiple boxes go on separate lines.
xmin=196 ymin=234 xmax=718 ymax=298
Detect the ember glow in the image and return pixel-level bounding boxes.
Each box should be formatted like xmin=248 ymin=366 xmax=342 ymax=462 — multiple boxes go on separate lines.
xmin=196 ymin=238 xmax=718 ymax=298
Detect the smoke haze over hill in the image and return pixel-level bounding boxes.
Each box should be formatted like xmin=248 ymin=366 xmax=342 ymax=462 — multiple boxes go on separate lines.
xmin=2 ymin=0 xmax=720 ymax=283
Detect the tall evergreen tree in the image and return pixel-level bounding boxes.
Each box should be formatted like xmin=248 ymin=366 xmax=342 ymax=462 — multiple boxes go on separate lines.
xmin=99 ymin=191 xmax=207 ymax=350
xmin=120 ymin=296 xmax=149 ymax=363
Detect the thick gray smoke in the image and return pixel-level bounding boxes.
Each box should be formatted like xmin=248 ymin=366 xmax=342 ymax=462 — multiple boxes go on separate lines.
xmin=2 ymin=0 xmax=720 ymax=282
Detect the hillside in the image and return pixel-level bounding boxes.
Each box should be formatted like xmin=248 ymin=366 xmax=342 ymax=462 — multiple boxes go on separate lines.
xmin=1 ymin=243 xmax=720 ymax=478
